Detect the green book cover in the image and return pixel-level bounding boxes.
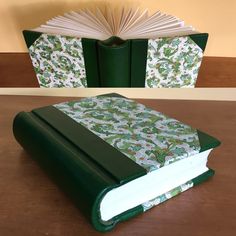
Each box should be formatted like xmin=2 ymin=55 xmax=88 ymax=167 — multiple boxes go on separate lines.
xmin=13 ymin=93 xmax=220 ymax=232
xmin=22 ymin=8 xmax=208 ymax=88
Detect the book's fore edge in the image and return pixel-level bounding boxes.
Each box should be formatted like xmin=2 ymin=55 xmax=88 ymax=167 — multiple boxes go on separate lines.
xmin=23 ymin=30 xmax=42 ymax=48
xmin=97 ymin=38 xmax=131 ymax=87
xmin=97 ymin=168 xmax=215 ymax=232
xmin=130 ymin=39 xmax=148 ymax=87
xmin=197 ymin=130 xmax=221 ymax=152
xmin=189 ymin=33 xmax=209 ymax=52
xmin=12 ymin=111 xmax=118 ymax=226
xmin=81 ymin=38 xmax=100 ymax=87
xmin=32 ymin=106 xmax=146 ymax=184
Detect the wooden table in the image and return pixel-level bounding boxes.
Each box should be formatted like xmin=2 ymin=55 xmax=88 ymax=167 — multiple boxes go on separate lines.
xmin=0 ymin=96 xmax=235 ymax=236
xmin=0 ymin=53 xmax=236 ymax=87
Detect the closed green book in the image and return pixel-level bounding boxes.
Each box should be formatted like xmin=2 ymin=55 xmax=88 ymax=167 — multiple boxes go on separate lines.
xmin=13 ymin=93 xmax=220 ymax=232
xmin=23 ymin=8 xmax=208 ymax=88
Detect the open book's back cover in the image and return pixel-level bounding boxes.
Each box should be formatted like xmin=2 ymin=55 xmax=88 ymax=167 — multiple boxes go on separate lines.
xmin=23 ymin=30 xmax=208 ymax=88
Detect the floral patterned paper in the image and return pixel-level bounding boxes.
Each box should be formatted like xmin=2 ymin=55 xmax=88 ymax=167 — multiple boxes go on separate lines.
xmin=145 ymin=36 xmax=203 ymax=88
xmin=142 ymin=180 xmax=194 ymax=211
xmin=54 ymin=96 xmax=200 ymax=172
xmin=29 ymin=34 xmax=87 ymax=88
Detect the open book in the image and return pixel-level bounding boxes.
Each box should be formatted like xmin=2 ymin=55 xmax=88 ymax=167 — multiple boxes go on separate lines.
xmin=23 ymin=7 xmax=208 ymax=88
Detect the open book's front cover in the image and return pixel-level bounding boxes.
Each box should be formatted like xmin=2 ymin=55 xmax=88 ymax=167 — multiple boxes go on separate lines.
xmin=23 ymin=30 xmax=208 ymax=88
xmin=13 ymin=93 xmax=220 ymax=231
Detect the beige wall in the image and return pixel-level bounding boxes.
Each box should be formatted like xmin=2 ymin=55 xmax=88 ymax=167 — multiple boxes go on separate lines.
xmin=0 ymin=0 xmax=235 ymax=57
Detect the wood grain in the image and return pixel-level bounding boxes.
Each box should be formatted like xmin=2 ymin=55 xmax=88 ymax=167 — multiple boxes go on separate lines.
xmin=0 ymin=95 xmax=235 ymax=236
xmin=0 ymin=53 xmax=236 ymax=87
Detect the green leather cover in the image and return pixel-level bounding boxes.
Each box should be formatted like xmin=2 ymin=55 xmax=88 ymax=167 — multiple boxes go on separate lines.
xmin=189 ymin=33 xmax=209 ymax=52
xmin=23 ymin=30 xmax=42 ymax=48
xmin=81 ymin=38 xmax=100 ymax=87
xmin=13 ymin=93 xmax=219 ymax=231
xmin=130 ymin=39 xmax=148 ymax=87
xmin=197 ymin=130 xmax=221 ymax=152
xmin=98 ymin=37 xmax=131 ymax=87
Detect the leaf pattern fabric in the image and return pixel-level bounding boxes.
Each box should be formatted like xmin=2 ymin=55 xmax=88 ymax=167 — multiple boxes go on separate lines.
xmin=54 ymin=96 xmax=201 ymax=172
xmin=29 ymin=34 xmax=87 ymax=88
xmin=145 ymin=36 xmax=203 ymax=88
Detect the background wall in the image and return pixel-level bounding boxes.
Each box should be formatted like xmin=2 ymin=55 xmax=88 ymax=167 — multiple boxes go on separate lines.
xmin=0 ymin=0 xmax=235 ymax=57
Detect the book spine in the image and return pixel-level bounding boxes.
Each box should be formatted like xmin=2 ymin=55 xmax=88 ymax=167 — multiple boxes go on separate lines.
xmin=13 ymin=112 xmax=117 ymax=231
xmin=97 ymin=37 xmax=131 ymax=87
xmin=82 ymin=38 xmax=100 ymax=87
xmin=130 ymin=39 xmax=148 ymax=87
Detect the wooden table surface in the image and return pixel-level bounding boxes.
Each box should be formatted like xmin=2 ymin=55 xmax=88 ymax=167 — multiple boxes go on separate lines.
xmin=0 ymin=96 xmax=236 ymax=236
xmin=0 ymin=53 xmax=236 ymax=87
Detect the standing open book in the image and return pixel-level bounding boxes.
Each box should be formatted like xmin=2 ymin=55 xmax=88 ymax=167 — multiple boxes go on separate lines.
xmin=23 ymin=7 xmax=208 ymax=87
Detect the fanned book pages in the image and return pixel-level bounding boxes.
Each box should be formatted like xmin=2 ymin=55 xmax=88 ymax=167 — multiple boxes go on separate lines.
xmin=34 ymin=8 xmax=196 ymax=40
xmin=23 ymin=7 xmax=208 ymax=88
xmin=13 ymin=93 xmax=220 ymax=232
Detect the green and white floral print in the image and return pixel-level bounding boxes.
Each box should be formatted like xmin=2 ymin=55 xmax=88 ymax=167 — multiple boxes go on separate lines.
xmin=29 ymin=34 xmax=87 ymax=88
xmin=142 ymin=180 xmax=194 ymax=211
xmin=54 ymin=96 xmax=201 ymax=172
xmin=145 ymin=36 xmax=203 ymax=88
